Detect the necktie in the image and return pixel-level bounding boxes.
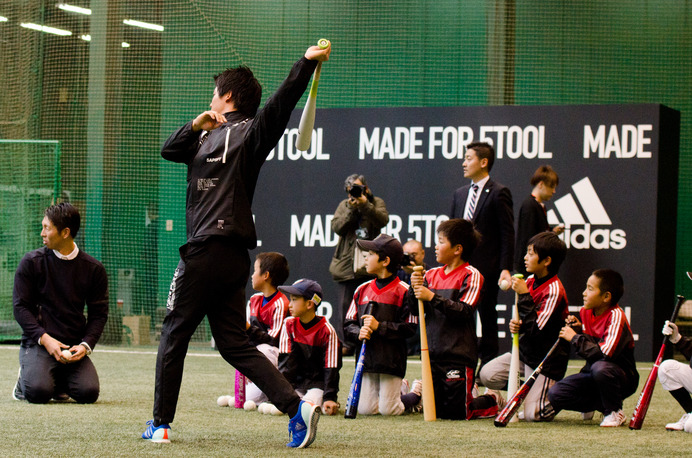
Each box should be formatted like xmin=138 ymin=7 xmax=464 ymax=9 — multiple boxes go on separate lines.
xmin=465 ymin=184 xmax=479 ymax=221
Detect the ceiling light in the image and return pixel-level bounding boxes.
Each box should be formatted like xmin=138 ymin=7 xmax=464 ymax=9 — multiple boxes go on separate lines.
xmin=123 ymin=19 xmax=163 ymax=32
xmin=20 ymin=22 xmax=72 ymax=36
xmin=57 ymin=3 xmax=92 ymax=15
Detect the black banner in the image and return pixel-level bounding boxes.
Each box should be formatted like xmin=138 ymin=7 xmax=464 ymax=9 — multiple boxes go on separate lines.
xmin=248 ymin=104 xmax=680 ymax=361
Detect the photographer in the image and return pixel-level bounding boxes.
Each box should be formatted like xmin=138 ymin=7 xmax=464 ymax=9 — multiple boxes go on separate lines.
xmin=329 ymin=174 xmax=389 ymax=355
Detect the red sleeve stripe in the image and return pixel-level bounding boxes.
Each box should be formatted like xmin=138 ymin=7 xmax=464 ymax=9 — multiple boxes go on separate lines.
xmin=324 ymin=321 xmax=340 ymax=368
xmin=268 ymin=296 xmax=287 ymax=338
xmin=460 ymin=267 xmax=482 ymax=306
xmin=600 ymin=308 xmax=623 ymax=357
xmin=536 ymin=281 xmax=559 ymax=330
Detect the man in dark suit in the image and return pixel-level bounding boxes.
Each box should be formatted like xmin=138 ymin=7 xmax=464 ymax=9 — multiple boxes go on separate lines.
xmin=450 ymin=142 xmax=514 ymax=371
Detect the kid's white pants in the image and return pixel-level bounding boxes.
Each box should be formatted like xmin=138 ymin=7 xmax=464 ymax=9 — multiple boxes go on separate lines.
xmin=358 ymin=372 xmax=405 ymax=416
xmin=246 ymin=344 xmax=280 ymax=403
xmin=479 ymin=352 xmax=556 ymax=421
xmin=659 ymin=359 xmax=692 ymax=392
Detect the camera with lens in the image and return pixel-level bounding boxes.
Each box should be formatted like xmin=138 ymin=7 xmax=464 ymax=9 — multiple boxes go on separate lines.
xmin=348 ymin=184 xmax=365 ymax=198
xmin=401 ymin=252 xmax=412 ymax=266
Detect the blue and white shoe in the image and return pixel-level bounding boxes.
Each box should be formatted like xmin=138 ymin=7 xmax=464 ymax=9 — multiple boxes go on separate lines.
xmin=286 ymin=400 xmax=321 ymax=448
xmin=142 ymin=420 xmax=171 ymax=443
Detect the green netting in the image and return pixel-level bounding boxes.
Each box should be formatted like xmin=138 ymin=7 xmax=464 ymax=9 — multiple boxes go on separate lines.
xmin=0 ymin=140 xmax=61 ymax=340
xmin=0 ymin=0 xmax=690 ymax=345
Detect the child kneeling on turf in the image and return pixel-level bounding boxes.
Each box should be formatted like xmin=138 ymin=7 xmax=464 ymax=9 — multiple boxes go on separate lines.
xmin=277 ymin=279 xmax=342 ymax=415
xmin=344 ymin=234 xmax=419 ymax=415
xmin=658 ymin=319 xmax=692 ymax=432
xmin=479 ymin=232 xmax=569 ymax=421
xmin=243 ymin=252 xmax=291 ymax=405
xmin=547 ymin=269 xmax=639 ymax=427
xmin=408 ymin=218 xmax=500 ymax=420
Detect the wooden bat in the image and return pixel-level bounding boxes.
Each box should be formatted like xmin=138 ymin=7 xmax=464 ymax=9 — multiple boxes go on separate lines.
xmin=234 ymin=370 xmax=246 ymax=408
xmin=495 ymin=338 xmax=561 ymax=427
xmin=295 ymin=38 xmax=330 ymax=152
xmin=629 ymin=294 xmax=685 ymax=429
xmin=413 ymin=265 xmax=436 ymax=421
xmin=345 ymin=301 xmax=375 ymax=418
xmin=507 ymin=273 xmax=524 ymax=422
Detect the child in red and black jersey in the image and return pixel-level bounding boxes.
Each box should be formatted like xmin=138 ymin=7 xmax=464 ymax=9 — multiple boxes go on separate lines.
xmin=241 ymin=252 xmax=290 ymax=405
xmin=278 ymin=279 xmax=342 ymax=415
xmin=344 ymin=234 xmax=418 ymax=415
xmin=408 ymin=218 xmax=499 ymax=420
xmin=479 ymin=231 xmax=569 ymax=421
xmin=247 ymin=252 xmax=290 ymax=348
xmin=548 ymin=269 xmax=638 ymax=427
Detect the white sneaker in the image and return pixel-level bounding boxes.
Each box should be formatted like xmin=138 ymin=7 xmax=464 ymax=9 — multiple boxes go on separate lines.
xmin=665 ymin=413 xmax=690 ymax=431
xmin=600 ymin=409 xmax=626 ymax=427
xmin=581 ymin=411 xmax=595 ymax=421
xmin=684 ymin=413 xmax=692 ymax=433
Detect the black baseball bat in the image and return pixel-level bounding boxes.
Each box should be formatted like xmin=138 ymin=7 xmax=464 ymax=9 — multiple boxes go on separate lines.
xmin=344 ymin=301 xmax=375 ymax=419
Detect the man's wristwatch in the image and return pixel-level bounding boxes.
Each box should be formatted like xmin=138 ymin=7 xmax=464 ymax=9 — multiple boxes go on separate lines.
xmin=80 ymin=342 xmax=92 ymax=356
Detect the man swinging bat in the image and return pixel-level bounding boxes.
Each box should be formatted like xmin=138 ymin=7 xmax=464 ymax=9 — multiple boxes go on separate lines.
xmin=141 ymin=42 xmax=331 ymax=449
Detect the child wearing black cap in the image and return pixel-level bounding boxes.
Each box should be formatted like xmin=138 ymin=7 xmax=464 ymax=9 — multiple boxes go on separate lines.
xmin=277 ymin=279 xmax=342 ymax=416
xmin=344 ymin=234 xmax=420 ymax=415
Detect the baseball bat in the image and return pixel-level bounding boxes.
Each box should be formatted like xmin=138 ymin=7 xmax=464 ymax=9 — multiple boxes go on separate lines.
xmin=495 ymin=338 xmax=561 ymax=427
xmin=629 ymin=294 xmax=685 ymax=429
xmin=295 ymin=38 xmax=330 ymax=152
xmin=345 ymin=301 xmax=375 ymax=418
xmin=506 ymin=273 xmax=524 ymax=422
xmin=234 ymin=370 xmax=246 ymax=408
xmin=413 ymin=265 xmax=436 ymax=421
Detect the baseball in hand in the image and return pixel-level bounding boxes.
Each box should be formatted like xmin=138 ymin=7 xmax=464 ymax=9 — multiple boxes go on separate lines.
xmin=61 ymin=349 xmax=72 ymax=360
xmin=499 ymin=279 xmax=510 ymax=291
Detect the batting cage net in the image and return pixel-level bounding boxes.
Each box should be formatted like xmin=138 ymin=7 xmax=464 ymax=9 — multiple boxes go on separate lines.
xmin=0 ymin=1 xmax=690 ymax=346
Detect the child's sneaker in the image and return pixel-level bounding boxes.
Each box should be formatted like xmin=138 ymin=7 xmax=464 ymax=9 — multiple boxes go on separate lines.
xmin=666 ymin=413 xmax=690 ymax=431
xmin=142 ymin=420 xmax=171 ymax=443
xmin=600 ymin=409 xmax=626 ymax=427
xmin=286 ymin=400 xmax=321 ymax=448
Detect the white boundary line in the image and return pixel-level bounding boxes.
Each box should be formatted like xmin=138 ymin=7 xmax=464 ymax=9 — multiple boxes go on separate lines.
xmin=0 ymin=345 xmax=656 ymax=370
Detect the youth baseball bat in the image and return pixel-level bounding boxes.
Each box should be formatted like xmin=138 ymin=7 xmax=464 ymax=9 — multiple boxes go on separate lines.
xmin=345 ymin=301 xmax=375 ymax=418
xmin=413 ymin=265 xmax=436 ymax=421
xmin=629 ymin=294 xmax=685 ymax=430
xmin=507 ymin=273 xmax=524 ymax=423
xmin=234 ymin=370 xmax=246 ymax=408
xmin=495 ymin=338 xmax=561 ymax=427
xmin=295 ymin=38 xmax=330 ymax=152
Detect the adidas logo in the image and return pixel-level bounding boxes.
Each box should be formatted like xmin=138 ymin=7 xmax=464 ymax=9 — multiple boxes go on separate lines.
xmin=547 ymin=177 xmax=627 ymax=250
